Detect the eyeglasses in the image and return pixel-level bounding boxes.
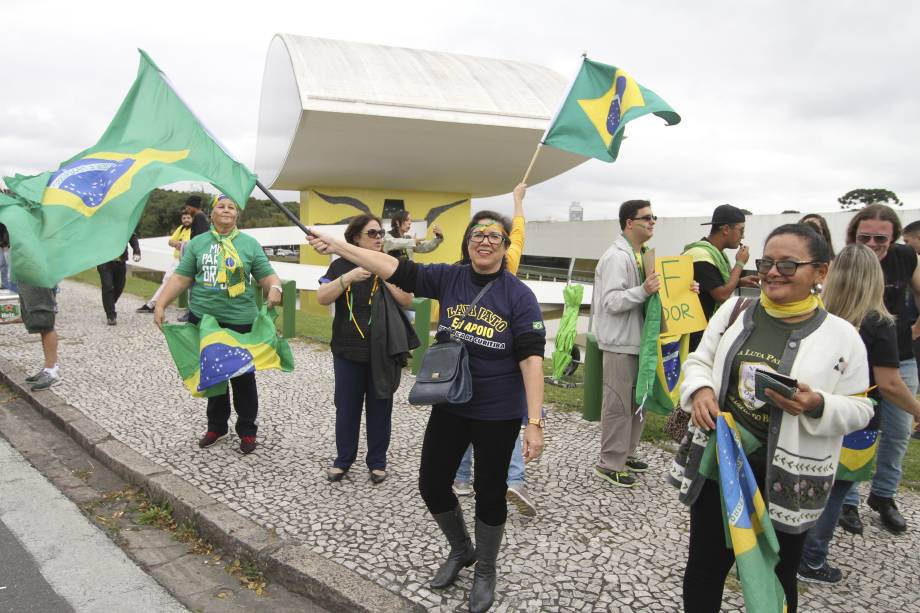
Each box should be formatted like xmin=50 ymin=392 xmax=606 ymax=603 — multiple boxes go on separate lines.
xmin=363 ymin=229 xmax=385 ymax=238
xmin=755 ymin=258 xmax=821 ymax=276
xmin=856 ymin=233 xmax=891 ymax=245
xmin=469 ymin=231 xmax=505 ymax=245
xmin=630 ymin=215 xmax=658 ymax=223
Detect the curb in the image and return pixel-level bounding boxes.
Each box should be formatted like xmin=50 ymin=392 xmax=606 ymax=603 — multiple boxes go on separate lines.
xmin=0 ymin=356 xmax=424 ymax=613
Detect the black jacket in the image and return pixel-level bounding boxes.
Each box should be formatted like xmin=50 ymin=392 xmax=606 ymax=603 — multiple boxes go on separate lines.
xmin=369 ymin=285 xmax=420 ymax=399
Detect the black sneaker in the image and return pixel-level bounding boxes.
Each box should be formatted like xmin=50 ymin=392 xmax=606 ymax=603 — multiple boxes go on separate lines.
xmin=136 ymin=304 xmax=154 ymax=313
xmin=797 ymin=562 xmax=843 ymax=585
xmin=838 ymin=504 xmax=863 ymax=535
xmin=595 ymin=467 xmax=636 ymax=488
xmin=106 ymin=317 xmax=117 ymax=326
xmin=625 ymin=457 xmax=649 ymax=473
xmin=176 ymin=311 xmax=190 ymax=323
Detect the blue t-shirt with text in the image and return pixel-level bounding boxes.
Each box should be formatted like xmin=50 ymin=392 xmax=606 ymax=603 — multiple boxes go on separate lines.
xmin=415 ymin=264 xmax=545 ymax=420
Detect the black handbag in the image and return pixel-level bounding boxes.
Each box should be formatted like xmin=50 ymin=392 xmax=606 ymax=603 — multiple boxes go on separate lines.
xmin=408 ymin=281 xmax=495 ymax=406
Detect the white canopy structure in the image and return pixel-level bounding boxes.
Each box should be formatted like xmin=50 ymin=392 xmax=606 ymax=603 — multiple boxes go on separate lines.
xmin=255 ymin=34 xmax=588 ymax=196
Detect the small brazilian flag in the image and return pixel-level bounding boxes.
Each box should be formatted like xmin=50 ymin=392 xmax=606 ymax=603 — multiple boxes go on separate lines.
xmin=162 ymin=306 xmax=294 ymax=398
xmin=0 ymin=49 xmax=257 ymax=288
xmin=543 ymin=57 xmax=680 ymax=162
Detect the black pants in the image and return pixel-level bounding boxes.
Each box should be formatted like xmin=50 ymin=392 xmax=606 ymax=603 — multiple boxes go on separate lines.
xmin=333 ymin=356 xmax=393 ymax=470
xmin=418 ymin=408 xmax=520 ymax=526
xmin=97 ymin=261 xmax=126 ymax=319
xmin=189 ymin=313 xmax=259 ymax=437
xmin=683 ymin=478 xmax=807 ymax=613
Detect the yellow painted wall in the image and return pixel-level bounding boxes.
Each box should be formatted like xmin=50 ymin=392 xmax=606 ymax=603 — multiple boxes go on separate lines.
xmin=298 ymin=186 xmax=472 ymax=318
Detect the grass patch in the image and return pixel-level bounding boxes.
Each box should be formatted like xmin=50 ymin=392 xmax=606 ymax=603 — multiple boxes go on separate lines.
xmin=137 ymin=501 xmax=174 ymax=530
xmin=68 ymin=268 xmax=162 ymax=299
xmin=226 ymin=558 xmax=268 ymax=595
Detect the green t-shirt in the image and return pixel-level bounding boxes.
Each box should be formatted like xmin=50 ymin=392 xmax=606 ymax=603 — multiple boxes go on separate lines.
xmin=724 ymin=305 xmax=811 ymax=446
xmin=174 ymin=230 xmax=275 ymax=324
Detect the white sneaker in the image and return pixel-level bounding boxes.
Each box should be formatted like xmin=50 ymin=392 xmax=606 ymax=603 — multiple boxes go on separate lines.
xmin=506 ymin=483 xmax=536 ymax=517
xmin=452 ymin=480 xmax=472 ymax=497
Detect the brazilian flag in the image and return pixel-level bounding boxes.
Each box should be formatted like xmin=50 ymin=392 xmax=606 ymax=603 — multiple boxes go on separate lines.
xmin=543 ymin=57 xmax=680 ymax=163
xmin=635 ymin=294 xmax=690 ymax=415
xmin=0 ymin=49 xmax=256 ymax=288
xmin=717 ymin=414 xmax=787 ymax=613
xmin=162 ymin=306 xmax=294 ymax=397
xmin=838 ymin=427 xmax=879 ymax=482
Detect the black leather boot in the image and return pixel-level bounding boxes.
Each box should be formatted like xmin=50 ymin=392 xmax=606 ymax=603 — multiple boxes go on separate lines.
xmin=430 ymin=506 xmax=476 ymax=589
xmin=867 ymin=494 xmax=907 ymax=533
xmin=469 ymin=519 xmax=504 ymax=613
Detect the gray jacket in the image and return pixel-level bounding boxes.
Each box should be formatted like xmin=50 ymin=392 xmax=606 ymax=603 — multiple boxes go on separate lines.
xmin=590 ymin=235 xmax=650 ymax=354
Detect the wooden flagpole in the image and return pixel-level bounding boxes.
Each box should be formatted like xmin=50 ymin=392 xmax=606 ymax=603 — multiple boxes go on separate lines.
xmin=521 ymin=143 xmax=543 ymax=184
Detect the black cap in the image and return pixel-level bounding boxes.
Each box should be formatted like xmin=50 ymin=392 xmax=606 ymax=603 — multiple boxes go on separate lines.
xmin=701 ymin=204 xmax=745 ymax=226
xmin=185 ymin=195 xmax=202 ymax=208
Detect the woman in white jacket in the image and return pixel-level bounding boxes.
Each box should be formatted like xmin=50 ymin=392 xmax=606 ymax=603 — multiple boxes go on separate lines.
xmin=673 ymin=224 xmax=872 ymax=613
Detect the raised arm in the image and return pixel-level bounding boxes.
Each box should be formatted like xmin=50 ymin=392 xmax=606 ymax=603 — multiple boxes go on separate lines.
xmin=308 ymin=229 xmax=400 ymax=280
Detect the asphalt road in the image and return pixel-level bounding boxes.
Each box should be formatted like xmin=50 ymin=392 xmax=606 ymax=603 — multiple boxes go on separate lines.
xmin=0 ymin=436 xmax=186 ymax=613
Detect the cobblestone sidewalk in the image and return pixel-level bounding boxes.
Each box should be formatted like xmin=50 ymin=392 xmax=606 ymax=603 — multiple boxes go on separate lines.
xmin=1 ymin=280 xmax=917 ymax=612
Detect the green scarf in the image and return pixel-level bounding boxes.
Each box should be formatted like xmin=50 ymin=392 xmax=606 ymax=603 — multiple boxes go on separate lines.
xmin=210 ymin=226 xmax=246 ymax=298
xmin=683 ymin=239 xmax=732 ymax=283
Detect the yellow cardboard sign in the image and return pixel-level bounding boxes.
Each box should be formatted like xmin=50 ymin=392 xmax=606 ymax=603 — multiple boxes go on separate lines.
xmin=656 ymin=256 xmax=706 ymax=335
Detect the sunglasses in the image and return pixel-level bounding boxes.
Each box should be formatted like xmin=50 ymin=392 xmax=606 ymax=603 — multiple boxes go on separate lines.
xmin=630 ymin=215 xmax=658 ymax=223
xmin=855 ymin=233 xmax=890 ymax=245
xmin=469 ymin=231 xmax=505 ymax=245
xmin=363 ymin=229 xmax=385 ymax=238
xmin=755 ymin=258 xmax=821 ymax=276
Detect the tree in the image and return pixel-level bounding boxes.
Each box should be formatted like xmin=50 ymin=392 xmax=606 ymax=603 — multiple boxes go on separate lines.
xmin=740 ymin=208 xmax=753 ymax=215
xmin=838 ymin=189 xmax=902 ymax=210
xmin=781 ymin=210 xmax=800 ymax=214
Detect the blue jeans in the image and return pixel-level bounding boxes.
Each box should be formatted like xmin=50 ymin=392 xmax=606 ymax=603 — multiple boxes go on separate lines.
xmin=456 ymin=431 xmax=525 ymax=486
xmin=866 ymin=358 xmax=918 ymax=499
xmin=332 ymin=356 xmax=393 ymax=470
xmin=800 ymin=479 xmax=854 ymax=568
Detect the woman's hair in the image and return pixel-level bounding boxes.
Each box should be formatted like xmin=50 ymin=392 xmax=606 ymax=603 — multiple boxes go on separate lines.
xmin=390 ymin=210 xmax=411 ymax=237
xmin=845 ymin=204 xmax=902 ymax=244
xmin=458 ymin=210 xmax=512 ymax=265
xmin=799 ymin=213 xmax=835 ymax=259
xmin=764 ymin=223 xmax=832 ymax=264
xmin=822 ymin=243 xmax=893 ymax=327
xmin=344 ymin=214 xmax=383 ymax=246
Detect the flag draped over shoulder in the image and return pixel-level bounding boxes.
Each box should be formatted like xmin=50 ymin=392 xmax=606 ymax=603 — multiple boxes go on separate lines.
xmin=0 ymin=50 xmax=257 ymax=288
xmin=542 ymin=57 xmax=681 ymax=163
xmin=635 ymin=295 xmax=689 ymax=415
xmin=717 ymin=413 xmax=787 ymax=613
xmin=162 ymin=306 xmax=294 ymax=397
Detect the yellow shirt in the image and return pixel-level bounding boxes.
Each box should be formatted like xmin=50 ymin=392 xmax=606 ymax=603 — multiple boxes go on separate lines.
xmin=506 ymin=216 xmax=525 ymax=274
xmin=170 ymin=225 xmax=192 ymax=259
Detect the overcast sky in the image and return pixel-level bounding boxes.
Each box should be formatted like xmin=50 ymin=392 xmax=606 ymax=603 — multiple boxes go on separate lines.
xmin=2 ymin=0 xmax=918 ymax=221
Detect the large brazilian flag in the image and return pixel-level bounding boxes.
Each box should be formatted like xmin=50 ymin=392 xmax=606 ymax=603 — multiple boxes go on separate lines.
xmin=162 ymin=306 xmax=294 ymax=397
xmin=717 ymin=414 xmax=787 ymax=613
xmin=0 ymin=50 xmax=257 ymax=288
xmin=542 ymin=57 xmax=681 ymax=162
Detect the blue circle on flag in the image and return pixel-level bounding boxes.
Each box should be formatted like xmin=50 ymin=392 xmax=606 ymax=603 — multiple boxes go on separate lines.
xmin=225 ymin=257 xmax=235 ymax=267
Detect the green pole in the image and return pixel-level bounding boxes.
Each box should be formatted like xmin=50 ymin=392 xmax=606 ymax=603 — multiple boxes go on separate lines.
xmin=411 ymin=298 xmax=432 ymax=375
xmin=281 ymin=280 xmax=296 ymax=338
xmin=177 ymin=290 xmax=188 ymax=308
xmin=254 ymin=285 xmax=264 ymax=309
xmin=582 ymin=332 xmax=602 ymax=421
